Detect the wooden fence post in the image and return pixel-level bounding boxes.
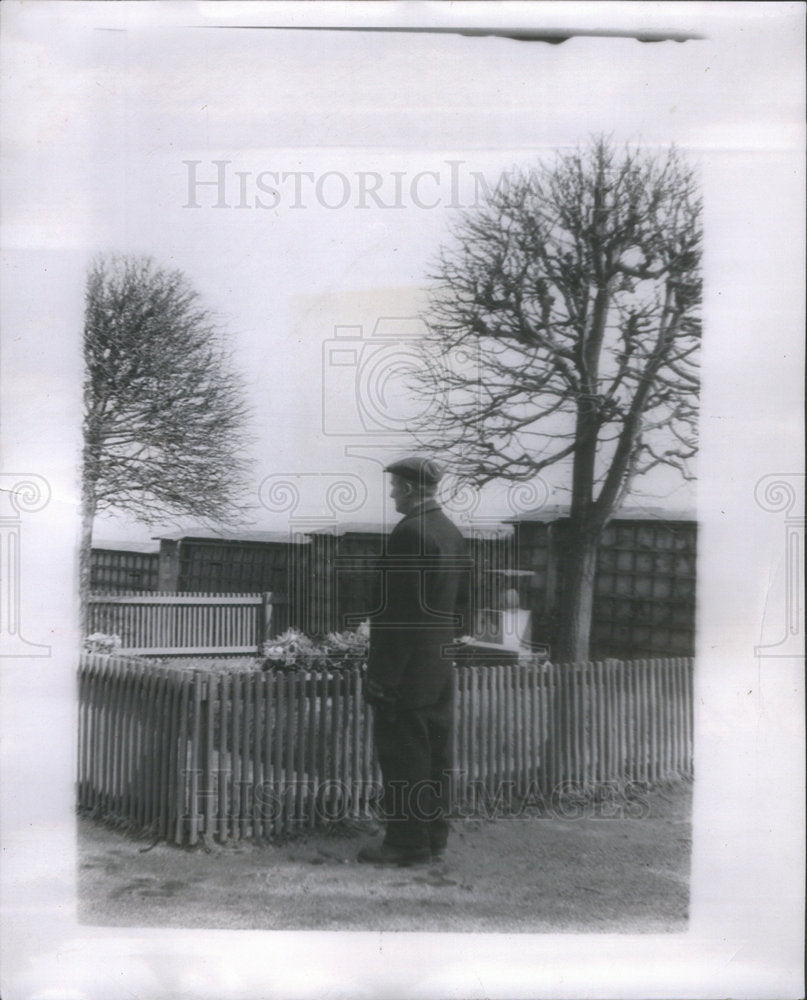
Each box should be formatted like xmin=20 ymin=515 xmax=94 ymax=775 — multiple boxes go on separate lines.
xmin=260 ymin=592 xmax=274 ymax=654
xmin=157 ymin=539 xmax=181 ymax=591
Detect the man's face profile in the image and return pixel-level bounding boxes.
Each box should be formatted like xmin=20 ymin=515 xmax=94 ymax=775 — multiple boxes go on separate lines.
xmin=389 ymin=474 xmax=414 ymax=515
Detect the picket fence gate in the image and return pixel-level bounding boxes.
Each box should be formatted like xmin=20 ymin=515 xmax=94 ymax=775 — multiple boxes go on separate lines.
xmin=77 ymin=654 xmax=693 ymax=845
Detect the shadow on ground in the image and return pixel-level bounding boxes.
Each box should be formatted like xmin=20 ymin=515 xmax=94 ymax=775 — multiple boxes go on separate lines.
xmin=78 ymin=784 xmax=691 ymax=933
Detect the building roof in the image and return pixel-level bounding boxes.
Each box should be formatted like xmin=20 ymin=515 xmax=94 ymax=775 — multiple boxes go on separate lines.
xmin=153 ymin=529 xmax=310 ymax=545
xmin=92 ymin=538 xmax=160 ymax=554
xmin=307 ymin=520 xmax=514 ymax=540
xmin=305 ymin=521 xmax=388 ymax=537
xmin=505 ymin=504 xmax=696 ymax=524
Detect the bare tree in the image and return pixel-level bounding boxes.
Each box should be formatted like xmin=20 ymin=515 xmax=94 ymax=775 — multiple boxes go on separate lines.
xmin=80 ymin=254 xmax=252 ymax=629
xmin=416 ymin=139 xmax=702 ymax=661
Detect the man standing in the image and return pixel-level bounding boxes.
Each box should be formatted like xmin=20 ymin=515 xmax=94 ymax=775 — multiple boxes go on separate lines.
xmin=358 ymin=456 xmax=469 ymax=867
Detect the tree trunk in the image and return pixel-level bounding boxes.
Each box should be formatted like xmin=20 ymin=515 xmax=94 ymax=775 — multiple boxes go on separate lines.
xmin=554 ymin=527 xmax=599 ymax=663
xmin=541 ymin=526 xmax=600 ymax=794
xmin=78 ymin=481 xmax=96 ymax=638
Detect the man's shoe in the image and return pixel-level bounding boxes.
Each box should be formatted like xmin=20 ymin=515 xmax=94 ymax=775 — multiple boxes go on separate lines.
xmin=356 ymin=843 xmax=431 ymax=867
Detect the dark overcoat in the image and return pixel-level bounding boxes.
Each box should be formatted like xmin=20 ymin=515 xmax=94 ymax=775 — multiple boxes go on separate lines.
xmin=367 ymin=500 xmax=469 ymax=708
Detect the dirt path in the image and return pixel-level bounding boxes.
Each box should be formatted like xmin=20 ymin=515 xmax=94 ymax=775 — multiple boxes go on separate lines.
xmin=78 ymin=784 xmax=691 ymax=933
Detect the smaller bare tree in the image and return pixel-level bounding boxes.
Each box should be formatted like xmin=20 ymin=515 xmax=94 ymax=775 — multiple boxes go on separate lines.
xmin=80 ymin=254 xmax=252 ymax=628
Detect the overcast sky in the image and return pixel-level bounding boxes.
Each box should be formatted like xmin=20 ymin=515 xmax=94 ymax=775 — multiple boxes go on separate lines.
xmin=7 ymin=3 xmax=802 ymax=543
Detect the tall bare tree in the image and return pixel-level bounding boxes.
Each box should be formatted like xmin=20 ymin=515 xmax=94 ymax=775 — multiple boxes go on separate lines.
xmin=416 ymin=139 xmax=702 ymax=661
xmin=80 ymin=254 xmax=252 ymax=629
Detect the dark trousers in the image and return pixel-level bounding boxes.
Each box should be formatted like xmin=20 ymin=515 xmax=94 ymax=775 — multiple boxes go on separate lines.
xmin=372 ymin=682 xmax=453 ymax=854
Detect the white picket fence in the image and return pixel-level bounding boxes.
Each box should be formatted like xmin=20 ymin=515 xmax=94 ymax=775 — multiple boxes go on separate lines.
xmin=87 ymin=591 xmax=283 ymax=656
xmin=78 ymin=653 xmax=694 ymax=845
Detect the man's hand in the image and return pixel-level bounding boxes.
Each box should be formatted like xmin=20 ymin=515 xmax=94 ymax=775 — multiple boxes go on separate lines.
xmin=364 ymin=677 xmax=399 ymax=708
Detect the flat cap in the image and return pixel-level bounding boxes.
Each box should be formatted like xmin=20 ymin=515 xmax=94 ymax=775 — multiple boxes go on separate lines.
xmin=384 ymin=455 xmax=443 ymax=486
